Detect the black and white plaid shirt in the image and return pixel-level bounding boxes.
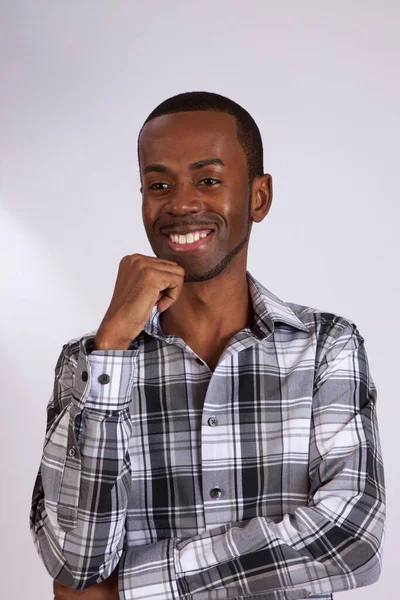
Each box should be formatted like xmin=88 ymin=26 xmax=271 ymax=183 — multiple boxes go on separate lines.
xmin=30 ymin=271 xmax=385 ymax=600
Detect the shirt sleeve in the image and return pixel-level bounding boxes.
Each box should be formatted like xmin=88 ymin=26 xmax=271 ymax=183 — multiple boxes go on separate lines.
xmin=118 ymin=323 xmax=386 ymax=600
xmin=30 ymin=334 xmax=139 ymax=588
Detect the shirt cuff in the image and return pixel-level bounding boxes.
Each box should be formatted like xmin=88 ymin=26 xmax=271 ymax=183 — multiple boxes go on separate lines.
xmin=119 ymin=539 xmax=180 ymax=600
xmin=75 ymin=336 xmax=139 ymax=411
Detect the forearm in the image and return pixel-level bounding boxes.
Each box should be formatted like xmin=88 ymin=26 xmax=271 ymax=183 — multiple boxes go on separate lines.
xmin=31 ymin=336 xmax=137 ymax=588
xmin=119 ymin=485 xmax=384 ymax=599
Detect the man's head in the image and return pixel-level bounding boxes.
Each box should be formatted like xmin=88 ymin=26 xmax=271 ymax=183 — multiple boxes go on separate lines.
xmin=137 ymin=91 xmax=272 ymax=283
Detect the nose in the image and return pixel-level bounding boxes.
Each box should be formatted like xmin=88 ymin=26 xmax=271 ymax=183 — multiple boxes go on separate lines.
xmin=165 ymin=180 xmax=203 ymax=216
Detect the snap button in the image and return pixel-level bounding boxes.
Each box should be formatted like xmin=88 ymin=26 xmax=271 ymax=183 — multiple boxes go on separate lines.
xmin=208 ymin=416 xmax=218 ymax=427
xmin=210 ymin=487 xmax=222 ymax=499
xmin=68 ymin=447 xmax=76 ymax=457
xmin=98 ymin=374 xmax=110 ymax=384
xmin=81 ymin=371 xmax=88 ymax=382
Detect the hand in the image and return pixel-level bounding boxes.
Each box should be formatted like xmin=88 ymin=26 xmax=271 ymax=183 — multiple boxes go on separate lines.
xmin=94 ymin=254 xmax=185 ymax=350
xmin=53 ymin=566 xmax=119 ymax=599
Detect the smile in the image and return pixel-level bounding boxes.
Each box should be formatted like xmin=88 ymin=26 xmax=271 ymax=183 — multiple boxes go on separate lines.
xmin=164 ymin=229 xmax=214 ymax=253
xmin=168 ymin=230 xmax=211 ymax=245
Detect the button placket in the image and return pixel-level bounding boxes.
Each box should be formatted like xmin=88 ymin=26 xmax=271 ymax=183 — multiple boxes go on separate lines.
xmin=201 ymin=372 xmax=231 ymax=524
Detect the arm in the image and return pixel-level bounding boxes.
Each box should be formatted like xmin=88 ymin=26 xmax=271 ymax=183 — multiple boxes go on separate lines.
xmin=118 ymin=323 xmax=386 ymax=599
xmin=30 ymin=255 xmax=185 ymax=590
xmin=30 ymin=334 xmax=136 ymax=588
xmin=31 ymin=324 xmax=385 ymax=598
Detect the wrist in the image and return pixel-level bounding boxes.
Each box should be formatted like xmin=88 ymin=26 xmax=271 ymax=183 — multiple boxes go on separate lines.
xmin=94 ymin=333 xmax=132 ymax=351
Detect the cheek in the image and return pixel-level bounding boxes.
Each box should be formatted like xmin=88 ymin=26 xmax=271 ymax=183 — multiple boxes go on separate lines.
xmin=219 ymin=197 xmax=250 ymax=226
xmin=142 ymin=203 xmax=158 ymax=230
xmin=218 ymin=184 xmax=249 ymax=215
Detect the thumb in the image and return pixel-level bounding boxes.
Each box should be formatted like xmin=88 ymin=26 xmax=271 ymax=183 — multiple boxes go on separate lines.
xmin=157 ymin=294 xmax=177 ymax=313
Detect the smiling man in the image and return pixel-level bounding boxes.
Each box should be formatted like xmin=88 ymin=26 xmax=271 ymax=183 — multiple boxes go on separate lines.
xmin=30 ymin=91 xmax=385 ymax=600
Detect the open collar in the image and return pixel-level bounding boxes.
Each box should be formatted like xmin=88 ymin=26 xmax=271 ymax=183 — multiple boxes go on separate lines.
xmin=143 ymin=270 xmax=310 ymax=341
xmin=246 ymin=271 xmax=310 ymax=338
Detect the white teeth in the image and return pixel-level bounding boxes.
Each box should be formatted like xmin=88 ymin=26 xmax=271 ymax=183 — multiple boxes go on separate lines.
xmin=169 ymin=231 xmax=210 ymax=244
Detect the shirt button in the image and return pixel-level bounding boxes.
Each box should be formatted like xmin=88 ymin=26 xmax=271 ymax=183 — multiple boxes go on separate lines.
xmin=98 ymin=374 xmax=110 ymax=384
xmin=68 ymin=447 xmax=76 ymax=457
xmin=208 ymin=416 xmax=218 ymax=427
xmin=81 ymin=370 xmax=88 ymax=382
xmin=195 ymin=358 xmax=203 ymax=365
xmin=210 ymin=487 xmax=222 ymax=499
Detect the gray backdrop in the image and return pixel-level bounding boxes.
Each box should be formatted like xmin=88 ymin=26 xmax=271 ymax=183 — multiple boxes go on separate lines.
xmin=1 ymin=1 xmax=398 ymax=599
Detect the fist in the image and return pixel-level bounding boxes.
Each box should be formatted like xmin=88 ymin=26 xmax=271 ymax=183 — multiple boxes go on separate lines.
xmin=95 ymin=254 xmax=185 ymax=350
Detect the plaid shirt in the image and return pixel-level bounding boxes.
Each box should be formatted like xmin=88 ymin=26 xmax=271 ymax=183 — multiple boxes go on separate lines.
xmin=30 ymin=271 xmax=385 ymax=600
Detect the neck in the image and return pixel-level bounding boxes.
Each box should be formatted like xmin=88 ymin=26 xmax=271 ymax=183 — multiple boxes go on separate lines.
xmin=160 ymin=263 xmax=254 ymax=344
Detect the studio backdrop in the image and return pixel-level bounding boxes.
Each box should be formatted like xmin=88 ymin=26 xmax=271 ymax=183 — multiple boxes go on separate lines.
xmin=1 ymin=1 xmax=398 ymax=599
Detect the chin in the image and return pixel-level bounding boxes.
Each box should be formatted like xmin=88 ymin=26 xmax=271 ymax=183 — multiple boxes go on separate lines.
xmin=184 ymin=272 xmax=214 ymax=283
xmin=183 ymin=262 xmax=229 ymax=283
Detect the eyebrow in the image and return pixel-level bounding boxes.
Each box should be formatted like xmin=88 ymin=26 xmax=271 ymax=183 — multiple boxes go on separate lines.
xmin=143 ymin=158 xmax=225 ymax=175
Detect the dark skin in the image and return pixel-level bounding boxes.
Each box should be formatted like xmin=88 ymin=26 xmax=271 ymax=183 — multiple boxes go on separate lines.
xmin=54 ymin=110 xmax=272 ymax=598
xmin=53 ymin=566 xmax=119 ymax=599
xmin=141 ymin=111 xmax=273 ymax=370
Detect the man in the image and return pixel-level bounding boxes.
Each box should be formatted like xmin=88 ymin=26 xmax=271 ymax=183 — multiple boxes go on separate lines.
xmin=30 ymin=91 xmax=385 ymax=600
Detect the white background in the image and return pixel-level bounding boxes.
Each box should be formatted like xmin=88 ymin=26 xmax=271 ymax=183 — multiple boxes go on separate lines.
xmin=1 ymin=1 xmax=398 ymax=598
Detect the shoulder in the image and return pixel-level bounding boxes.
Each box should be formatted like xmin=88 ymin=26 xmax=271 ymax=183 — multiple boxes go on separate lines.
xmin=289 ymin=301 xmax=361 ymax=339
xmin=284 ymin=301 xmax=366 ymax=375
xmin=248 ymin=273 xmax=363 ymax=347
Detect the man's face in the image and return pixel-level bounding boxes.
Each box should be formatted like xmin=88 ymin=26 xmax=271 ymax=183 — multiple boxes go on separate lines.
xmin=139 ymin=111 xmax=253 ymax=282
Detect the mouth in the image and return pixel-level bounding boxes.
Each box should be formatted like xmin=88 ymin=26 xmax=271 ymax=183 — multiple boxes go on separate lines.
xmin=163 ymin=229 xmax=214 ymax=253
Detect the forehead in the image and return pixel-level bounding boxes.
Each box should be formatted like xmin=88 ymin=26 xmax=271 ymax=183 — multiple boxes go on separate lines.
xmin=138 ymin=111 xmax=246 ymax=171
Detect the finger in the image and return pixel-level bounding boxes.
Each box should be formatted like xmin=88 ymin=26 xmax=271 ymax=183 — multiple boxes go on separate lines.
xmin=127 ymin=254 xmax=184 ymax=271
xmin=157 ymin=271 xmax=184 ymax=293
xmin=156 ymin=278 xmax=184 ymax=313
xmin=150 ymin=260 xmax=185 ymax=276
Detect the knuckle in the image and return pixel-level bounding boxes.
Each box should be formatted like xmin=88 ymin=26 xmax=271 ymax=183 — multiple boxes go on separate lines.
xmin=121 ymin=253 xmax=141 ymax=264
xmin=141 ymin=265 xmax=155 ymax=280
xmin=119 ymin=255 xmax=130 ymax=266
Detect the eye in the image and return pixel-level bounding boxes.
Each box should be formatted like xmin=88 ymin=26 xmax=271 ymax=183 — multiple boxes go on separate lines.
xmin=149 ymin=182 xmax=169 ymax=190
xmin=200 ymin=178 xmax=220 ymax=186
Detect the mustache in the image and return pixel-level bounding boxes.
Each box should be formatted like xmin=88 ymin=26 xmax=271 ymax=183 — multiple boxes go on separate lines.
xmin=158 ymin=219 xmax=218 ymax=233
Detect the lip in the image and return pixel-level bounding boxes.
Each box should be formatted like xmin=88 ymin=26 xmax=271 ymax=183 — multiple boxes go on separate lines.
xmin=164 ymin=230 xmax=215 ymax=253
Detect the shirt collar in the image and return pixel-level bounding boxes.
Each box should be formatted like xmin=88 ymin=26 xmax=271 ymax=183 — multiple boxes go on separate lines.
xmin=246 ymin=271 xmax=310 ymax=338
xmin=143 ymin=270 xmax=310 ymax=342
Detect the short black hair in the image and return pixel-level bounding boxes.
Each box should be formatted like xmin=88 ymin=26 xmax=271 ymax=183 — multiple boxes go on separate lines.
xmin=137 ymin=91 xmax=264 ymax=187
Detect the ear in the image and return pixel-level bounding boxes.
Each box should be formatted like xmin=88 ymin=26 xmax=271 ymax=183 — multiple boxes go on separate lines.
xmin=250 ymin=174 xmax=273 ymax=223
